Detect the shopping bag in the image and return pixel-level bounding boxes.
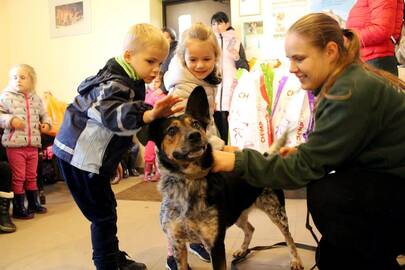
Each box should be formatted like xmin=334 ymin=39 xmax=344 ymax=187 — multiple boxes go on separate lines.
xmin=42 ymin=92 xmax=68 ymax=137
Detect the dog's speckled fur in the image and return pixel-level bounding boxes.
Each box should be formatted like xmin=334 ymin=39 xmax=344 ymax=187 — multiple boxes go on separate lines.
xmin=139 ymin=86 xmax=303 ymax=270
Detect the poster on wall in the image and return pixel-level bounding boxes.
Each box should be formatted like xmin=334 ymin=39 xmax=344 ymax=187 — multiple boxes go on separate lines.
xmin=242 ymin=20 xmax=264 ymax=58
xmin=272 ymin=0 xmax=308 ymax=40
xmin=49 ymin=0 xmax=92 ymax=38
xmin=309 ymin=0 xmax=356 ymax=26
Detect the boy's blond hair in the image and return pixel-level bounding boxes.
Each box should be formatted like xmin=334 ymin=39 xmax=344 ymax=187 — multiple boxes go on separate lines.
xmin=9 ymin=64 xmax=37 ymax=92
xmin=122 ymin=23 xmax=169 ymax=54
xmin=177 ymin=22 xmax=221 ymax=66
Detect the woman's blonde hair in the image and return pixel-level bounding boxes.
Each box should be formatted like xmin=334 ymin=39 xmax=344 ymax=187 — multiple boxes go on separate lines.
xmin=176 ymin=22 xmax=221 ymax=82
xmin=9 ymin=64 xmax=37 ymax=91
xmin=288 ymin=13 xmax=405 ymax=103
xmin=122 ymin=23 xmax=169 ymax=54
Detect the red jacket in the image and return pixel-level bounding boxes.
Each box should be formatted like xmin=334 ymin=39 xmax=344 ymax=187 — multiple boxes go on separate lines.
xmin=346 ymin=0 xmax=404 ymax=62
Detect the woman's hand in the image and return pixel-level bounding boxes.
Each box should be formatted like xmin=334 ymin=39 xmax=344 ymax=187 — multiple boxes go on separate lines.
xmin=143 ymin=95 xmax=183 ymax=123
xmin=211 ymin=150 xmax=236 ymax=173
xmin=223 ymin=145 xmax=239 ymax=152
xmin=279 ymin=146 xmax=297 ymax=157
xmin=10 ymin=117 xmax=25 ymax=130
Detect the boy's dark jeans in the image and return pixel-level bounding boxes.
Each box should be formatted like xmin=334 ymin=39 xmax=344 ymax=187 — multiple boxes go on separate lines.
xmin=307 ymin=168 xmax=405 ymax=270
xmin=57 ymin=158 xmax=119 ymax=270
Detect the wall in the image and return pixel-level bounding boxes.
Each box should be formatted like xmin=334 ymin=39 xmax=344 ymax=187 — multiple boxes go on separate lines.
xmin=0 ymin=3 xmax=10 ymax=86
xmin=166 ymin=0 xmax=230 ymax=38
xmin=0 ymin=0 xmax=159 ymax=102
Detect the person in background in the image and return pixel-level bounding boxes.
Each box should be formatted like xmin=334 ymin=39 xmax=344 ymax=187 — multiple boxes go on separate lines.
xmin=346 ymin=0 xmax=404 ymax=76
xmin=144 ymin=73 xmax=166 ymax=182
xmin=161 ymin=27 xmax=178 ymax=94
xmin=0 ymin=64 xmax=51 ymax=220
xmin=212 ymin=13 xmax=405 ymax=270
xmin=0 ymin=133 xmax=16 ymax=233
xmin=53 ymin=23 xmax=182 ymax=270
xmin=211 ymin=11 xmax=249 ymax=143
xmin=163 ymin=22 xmax=225 ymax=270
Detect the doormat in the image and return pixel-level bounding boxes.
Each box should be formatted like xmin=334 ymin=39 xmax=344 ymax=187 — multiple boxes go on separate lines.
xmin=115 ymin=181 xmax=161 ymax=202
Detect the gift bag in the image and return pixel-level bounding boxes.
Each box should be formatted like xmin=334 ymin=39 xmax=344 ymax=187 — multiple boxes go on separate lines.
xmin=229 ymin=64 xmax=274 ymax=153
xmin=271 ymin=74 xmax=314 ymax=146
xmin=42 ymin=92 xmax=68 ymax=137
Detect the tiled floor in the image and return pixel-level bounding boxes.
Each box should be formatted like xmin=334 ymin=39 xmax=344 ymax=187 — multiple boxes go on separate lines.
xmin=1 ymin=176 xmax=320 ymax=270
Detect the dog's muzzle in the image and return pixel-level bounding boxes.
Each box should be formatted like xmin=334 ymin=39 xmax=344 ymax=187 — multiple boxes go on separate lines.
xmin=172 ymin=131 xmax=207 ymax=161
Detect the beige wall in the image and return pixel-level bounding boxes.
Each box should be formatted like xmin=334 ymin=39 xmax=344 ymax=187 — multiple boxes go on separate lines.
xmin=0 ymin=0 xmax=161 ymax=102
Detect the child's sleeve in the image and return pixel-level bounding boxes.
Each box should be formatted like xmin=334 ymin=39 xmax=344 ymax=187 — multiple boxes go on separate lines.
xmin=0 ymin=94 xmax=14 ymax=129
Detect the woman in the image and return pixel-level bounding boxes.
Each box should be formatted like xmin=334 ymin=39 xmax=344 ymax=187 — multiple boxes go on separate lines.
xmin=212 ymin=13 xmax=405 ymax=270
xmin=346 ymin=0 xmax=403 ymax=76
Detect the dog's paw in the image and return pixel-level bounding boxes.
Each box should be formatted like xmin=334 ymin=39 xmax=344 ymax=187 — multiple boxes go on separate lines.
xmin=290 ymin=258 xmax=304 ymax=270
xmin=232 ymin=249 xmax=249 ymax=259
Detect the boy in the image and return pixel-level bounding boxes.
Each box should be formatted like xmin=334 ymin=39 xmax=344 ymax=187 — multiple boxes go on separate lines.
xmin=53 ymin=24 xmax=182 ymax=270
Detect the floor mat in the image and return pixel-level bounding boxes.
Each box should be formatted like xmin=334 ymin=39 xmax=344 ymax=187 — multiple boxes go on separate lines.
xmin=115 ymin=181 xmax=161 ymax=201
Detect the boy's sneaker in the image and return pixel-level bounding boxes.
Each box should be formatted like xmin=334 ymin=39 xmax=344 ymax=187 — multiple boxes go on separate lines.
xmin=166 ymin=256 xmax=192 ymax=270
xmin=117 ymin=251 xmax=147 ymax=270
xmin=188 ymin=243 xmax=211 ymax=262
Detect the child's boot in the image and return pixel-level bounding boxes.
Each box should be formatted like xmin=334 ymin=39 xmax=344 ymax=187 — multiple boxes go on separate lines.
xmin=26 ymin=190 xmax=47 ymax=214
xmin=13 ymin=193 xmax=34 ymax=219
xmin=0 ymin=191 xmax=16 ymax=233
xmin=144 ymin=162 xmax=153 ymax=182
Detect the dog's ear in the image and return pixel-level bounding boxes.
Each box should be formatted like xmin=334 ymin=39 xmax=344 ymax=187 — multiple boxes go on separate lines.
xmin=136 ymin=118 xmax=165 ymax=146
xmin=185 ymin=86 xmax=210 ymax=128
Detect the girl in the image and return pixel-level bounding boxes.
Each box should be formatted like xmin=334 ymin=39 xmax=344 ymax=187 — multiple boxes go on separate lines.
xmin=144 ymin=73 xmax=166 ymax=182
xmin=212 ymin=13 xmax=405 ymax=270
xmin=0 ymin=64 xmax=51 ymax=219
xmin=163 ymin=22 xmax=224 ymax=270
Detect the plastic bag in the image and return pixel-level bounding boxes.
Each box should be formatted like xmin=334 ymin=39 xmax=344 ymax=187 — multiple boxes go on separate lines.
xmin=229 ymin=64 xmax=274 ymax=153
xmin=42 ymin=92 xmax=68 ymax=137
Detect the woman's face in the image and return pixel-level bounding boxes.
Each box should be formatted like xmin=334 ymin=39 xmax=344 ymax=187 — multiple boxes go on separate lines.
xmin=211 ymin=21 xmax=229 ymax=34
xmin=184 ymin=39 xmax=216 ymax=80
xmin=285 ymin=32 xmax=337 ymax=90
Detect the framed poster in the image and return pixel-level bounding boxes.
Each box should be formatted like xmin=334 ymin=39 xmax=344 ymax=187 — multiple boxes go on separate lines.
xmin=49 ymin=0 xmax=92 ymax=38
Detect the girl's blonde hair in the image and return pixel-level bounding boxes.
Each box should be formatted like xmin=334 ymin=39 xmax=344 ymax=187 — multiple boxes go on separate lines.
xmin=288 ymin=13 xmax=405 ymax=103
xmin=9 ymin=64 xmax=37 ymax=91
xmin=177 ymin=22 xmax=221 ymax=82
xmin=122 ymin=23 xmax=169 ymax=54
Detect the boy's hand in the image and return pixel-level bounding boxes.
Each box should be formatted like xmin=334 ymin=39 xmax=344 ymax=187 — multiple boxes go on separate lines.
xmin=143 ymin=95 xmax=183 ymax=123
xmin=10 ymin=117 xmax=25 ymax=130
xmin=40 ymin=123 xmax=51 ymax=133
xmin=211 ymin=150 xmax=236 ymax=173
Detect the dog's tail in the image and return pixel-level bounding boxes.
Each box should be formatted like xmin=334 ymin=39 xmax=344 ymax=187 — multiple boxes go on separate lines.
xmin=265 ymin=130 xmax=289 ymax=156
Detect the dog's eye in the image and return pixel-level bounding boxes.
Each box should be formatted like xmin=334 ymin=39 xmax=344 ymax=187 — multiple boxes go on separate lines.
xmin=167 ymin=126 xmax=178 ymax=137
xmin=191 ymin=120 xmax=201 ymax=129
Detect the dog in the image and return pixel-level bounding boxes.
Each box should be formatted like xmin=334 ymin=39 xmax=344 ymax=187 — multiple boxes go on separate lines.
xmin=138 ymin=86 xmax=303 ymax=270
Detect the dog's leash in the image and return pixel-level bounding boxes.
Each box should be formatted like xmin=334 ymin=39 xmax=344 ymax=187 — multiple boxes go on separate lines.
xmin=231 ymin=209 xmax=319 ymax=270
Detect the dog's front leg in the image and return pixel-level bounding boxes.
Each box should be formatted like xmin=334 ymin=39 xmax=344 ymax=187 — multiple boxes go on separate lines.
xmin=210 ymin=237 xmax=227 ymax=270
xmin=173 ymin=240 xmax=188 ymax=270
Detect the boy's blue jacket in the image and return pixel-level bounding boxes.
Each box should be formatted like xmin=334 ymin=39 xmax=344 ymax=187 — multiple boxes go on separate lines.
xmin=53 ymin=58 xmax=152 ymax=176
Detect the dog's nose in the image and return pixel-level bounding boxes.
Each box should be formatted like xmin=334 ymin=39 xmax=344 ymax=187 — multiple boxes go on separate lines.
xmin=188 ymin=131 xmax=201 ymax=142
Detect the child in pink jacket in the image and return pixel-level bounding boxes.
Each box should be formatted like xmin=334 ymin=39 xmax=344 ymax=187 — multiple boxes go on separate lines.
xmin=144 ymin=73 xmax=166 ymax=181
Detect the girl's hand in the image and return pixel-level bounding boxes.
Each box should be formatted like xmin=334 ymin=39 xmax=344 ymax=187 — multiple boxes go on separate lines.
xmin=111 ymin=163 xmax=123 ymax=185
xmin=143 ymin=95 xmax=183 ymax=123
xmin=10 ymin=117 xmax=25 ymax=130
xmin=279 ymin=146 xmax=297 ymax=157
xmin=211 ymin=150 xmax=236 ymax=173
xmin=40 ymin=123 xmax=51 ymax=133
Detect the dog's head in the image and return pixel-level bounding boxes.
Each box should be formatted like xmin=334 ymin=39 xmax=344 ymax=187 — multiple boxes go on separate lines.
xmin=138 ymin=86 xmax=213 ymax=176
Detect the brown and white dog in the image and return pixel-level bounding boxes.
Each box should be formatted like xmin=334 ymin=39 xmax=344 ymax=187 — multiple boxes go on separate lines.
xmin=138 ymin=86 xmax=303 ymax=270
